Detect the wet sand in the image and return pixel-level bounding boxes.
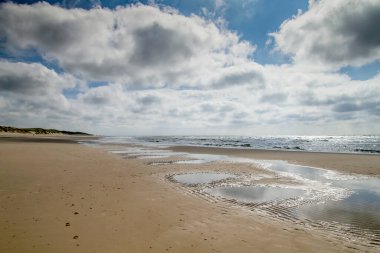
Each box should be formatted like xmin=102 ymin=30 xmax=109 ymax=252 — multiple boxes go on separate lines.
xmin=0 ymin=136 xmax=378 ymax=252
xmin=169 ymin=146 xmax=380 ymax=176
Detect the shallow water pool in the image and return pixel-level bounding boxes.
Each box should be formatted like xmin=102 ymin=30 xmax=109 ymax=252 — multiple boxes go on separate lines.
xmin=296 ymin=189 xmax=380 ymax=234
xmin=173 ymin=173 xmax=236 ymax=185
xmin=204 ymin=185 xmax=306 ymax=204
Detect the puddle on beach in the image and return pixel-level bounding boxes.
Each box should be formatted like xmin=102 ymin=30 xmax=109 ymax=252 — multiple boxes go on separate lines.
xmin=175 ymin=159 xmax=208 ymax=164
xmin=149 ymin=158 xmax=217 ymax=165
xmin=204 ymin=185 xmax=306 ymax=204
xmin=173 ymin=173 xmax=237 ymax=185
xmin=171 ymin=157 xmax=380 ymax=243
xmin=297 ymin=189 xmax=380 ymax=234
xmin=160 ymin=154 xmax=234 ymax=164
xmin=263 ymin=161 xmax=380 ymax=236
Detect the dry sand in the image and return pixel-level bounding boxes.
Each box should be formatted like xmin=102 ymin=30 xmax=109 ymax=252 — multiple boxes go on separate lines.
xmin=0 ymin=136 xmax=378 ymax=253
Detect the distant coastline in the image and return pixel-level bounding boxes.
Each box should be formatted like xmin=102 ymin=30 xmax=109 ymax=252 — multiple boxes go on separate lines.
xmin=0 ymin=125 xmax=92 ymax=136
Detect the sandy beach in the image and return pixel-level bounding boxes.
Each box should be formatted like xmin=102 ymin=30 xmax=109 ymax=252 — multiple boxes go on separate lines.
xmin=1 ymin=136 xmax=379 ymax=253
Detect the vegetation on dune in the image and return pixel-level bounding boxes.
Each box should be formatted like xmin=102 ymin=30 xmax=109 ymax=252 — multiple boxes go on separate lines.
xmin=0 ymin=125 xmax=91 ymax=136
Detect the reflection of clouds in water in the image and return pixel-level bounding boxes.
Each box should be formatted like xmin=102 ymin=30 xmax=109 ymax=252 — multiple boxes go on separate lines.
xmin=204 ymin=186 xmax=306 ymax=204
xmin=297 ymin=189 xmax=380 ymax=232
xmin=173 ymin=173 xmax=237 ymax=185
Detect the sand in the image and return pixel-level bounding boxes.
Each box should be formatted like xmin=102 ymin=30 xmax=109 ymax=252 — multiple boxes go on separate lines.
xmin=0 ymin=136 xmax=378 ymax=253
xmin=169 ymin=146 xmax=380 ymax=176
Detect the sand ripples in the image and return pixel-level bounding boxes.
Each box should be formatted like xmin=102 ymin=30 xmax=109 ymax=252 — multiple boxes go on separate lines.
xmin=167 ymin=172 xmax=380 ymax=250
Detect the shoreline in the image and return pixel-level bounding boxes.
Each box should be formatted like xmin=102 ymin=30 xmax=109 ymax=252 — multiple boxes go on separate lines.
xmin=168 ymin=145 xmax=380 ymax=176
xmin=0 ymin=136 xmax=378 ymax=252
xmin=170 ymin=143 xmax=380 ymax=155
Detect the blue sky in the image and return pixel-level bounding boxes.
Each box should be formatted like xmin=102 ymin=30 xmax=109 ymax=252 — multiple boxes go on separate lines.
xmin=0 ymin=0 xmax=379 ymax=135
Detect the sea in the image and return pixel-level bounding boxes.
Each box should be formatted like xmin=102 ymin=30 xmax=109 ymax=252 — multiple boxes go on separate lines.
xmin=100 ymin=135 xmax=380 ymax=154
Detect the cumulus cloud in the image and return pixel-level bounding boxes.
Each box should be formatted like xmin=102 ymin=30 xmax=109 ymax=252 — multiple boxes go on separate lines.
xmin=0 ymin=60 xmax=82 ymax=129
xmin=0 ymin=61 xmax=77 ymax=95
xmin=272 ymin=0 xmax=380 ymax=68
xmin=261 ymin=65 xmax=380 ymax=127
xmin=130 ymin=22 xmax=195 ymax=67
xmin=260 ymin=92 xmax=288 ymax=104
xmin=4 ymin=67 xmax=377 ymax=135
xmin=211 ymin=65 xmax=264 ymax=89
xmin=0 ymin=2 xmax=379 ymax=135
xmin=0 ymin=2 xmax=254 ymax=88
xmin=79 ymin=84 xmax=122 ymax=105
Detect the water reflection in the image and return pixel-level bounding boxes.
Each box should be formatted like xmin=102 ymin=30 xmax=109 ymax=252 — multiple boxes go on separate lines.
xmin=204 ymin=186 xmax=305 ymax=204
xmin=265 ymin=161 xmax=329 ymax=182
xmin=297 ymin=189 xmax=380 ymax=233
xmin=257 ymin=160 xmax=380 ymax=236
xmin=173 ymin=173 xmax=236 ymax=185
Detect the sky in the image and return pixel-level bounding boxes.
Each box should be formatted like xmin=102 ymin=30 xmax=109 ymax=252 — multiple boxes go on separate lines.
xmin=0 ymin=0 xmax=379 ymax=136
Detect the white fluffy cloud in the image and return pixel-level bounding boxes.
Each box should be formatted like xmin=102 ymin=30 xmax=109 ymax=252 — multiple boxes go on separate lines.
xmin=64 ymin=67 xmax=380 ymax=135
xmin=0 ymin=2 xmax=379 ymax=135
xmin=1 ymin=61 xmax=378 ymax=135
xmin=0 ymin=61 xmax=83 ymax=129
xmin=0 ymin=2 xmax=254 ymax=88
xmin=0 ymin=61 xmax=77 ymax=95
xmin=272 ymin=0 xmax=380 ymax=69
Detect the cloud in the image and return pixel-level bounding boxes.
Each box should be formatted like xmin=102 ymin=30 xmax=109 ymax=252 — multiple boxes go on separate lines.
xmin=0 ymin=2 xmax=254 ymax=88
xmin=131 ymin=94 xmax=163 ymax=113
xmin=212 ymin=66 xmax=264 ymax=88
xmin=138 ymin=95 xmax=162 ymax=106
xmin=0 ymin=61 xmax=77 ymax=95
xmin=0 ymin=60 xmax=82 ymax=129
xmin=130 ymin=22 xmax=195 ymax=67
xmin=3 ymin=67 xmax=378 ymax=135
xmin=79 ymin=85 xmax=121 ymax=105
xmin=0 ymin=2 xmax=380 ymax=135
xmin=333 ymin=101 xmax=380 ymax=115
xmin=272 ymin=0 xmax=380 ymax=69
xmin=260 ymin=92 xmax=288 ymax=104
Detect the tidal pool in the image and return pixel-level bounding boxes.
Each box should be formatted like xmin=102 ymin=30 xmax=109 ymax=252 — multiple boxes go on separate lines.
xmin=173 ymin=173 xmax=237 ymax=185
xmin=200 ymin=160 xmax=380 ymax=243
xmin=296 ymin=189 xmax=380 ymax=235
xmin=204 ymin=185 xmax=306 ymax=204
xmin=262 ymin=160 xmax=380 ymax=236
